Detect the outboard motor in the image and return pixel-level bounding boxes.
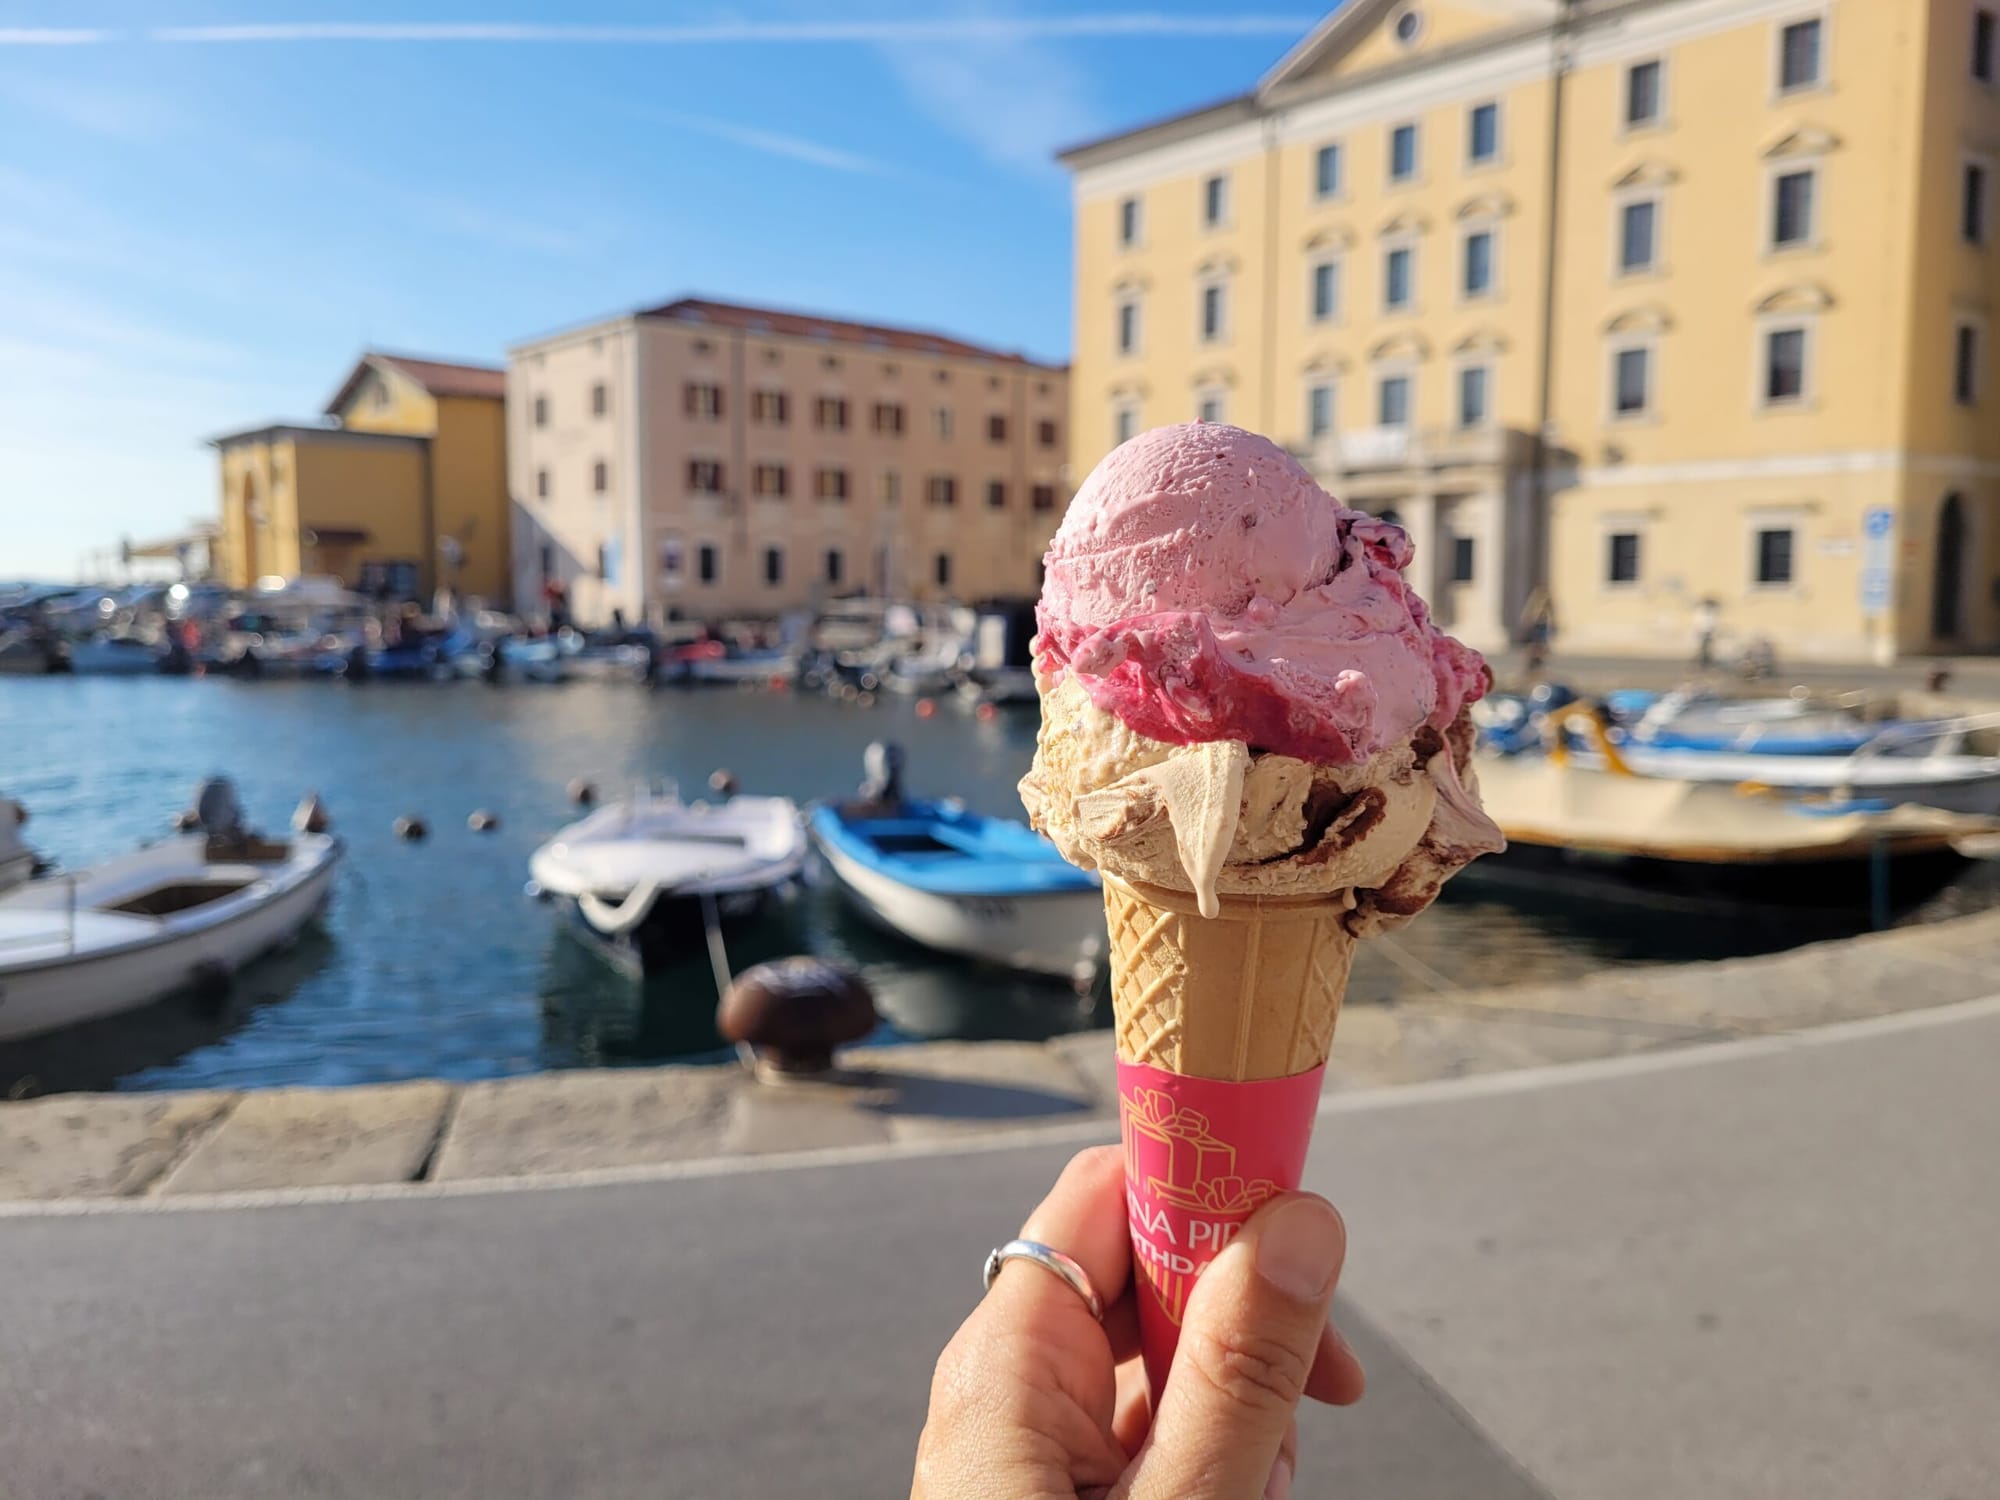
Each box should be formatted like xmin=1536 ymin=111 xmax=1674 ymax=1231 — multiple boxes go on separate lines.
xmin=191 ymin=777 xmax=249 ymax=841
xmin=858 ymin=741 xmax=906 ymax=809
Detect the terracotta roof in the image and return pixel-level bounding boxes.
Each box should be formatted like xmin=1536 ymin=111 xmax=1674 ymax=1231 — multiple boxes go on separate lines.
xmin=324 ymin=351 xmax=505 ymax=414
xmin=637 ymin=297 xmax=1062 ymax=370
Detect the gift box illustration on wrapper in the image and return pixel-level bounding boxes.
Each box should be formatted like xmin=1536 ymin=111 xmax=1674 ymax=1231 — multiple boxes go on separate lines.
xmin=1120 ymin=1086 xmax=1282 ymax=1324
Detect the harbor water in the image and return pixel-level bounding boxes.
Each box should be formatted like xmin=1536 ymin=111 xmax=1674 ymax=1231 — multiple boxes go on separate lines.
xmin=4 ymin=674 xmax=1995 ymax=1095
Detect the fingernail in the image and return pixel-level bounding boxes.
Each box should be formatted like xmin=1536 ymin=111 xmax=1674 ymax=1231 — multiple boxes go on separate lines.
xmin=1263 ymin=1453 xmax=1295 ymax=1500
xmin=1256 ymin=1198 xmax=1341 ymax=1301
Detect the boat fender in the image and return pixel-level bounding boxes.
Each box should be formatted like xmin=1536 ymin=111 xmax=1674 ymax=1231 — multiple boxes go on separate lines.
xmin=468 ymin=810 xmax=500 ymax=832
xmin=393 ymin=816 xmax=429 ymax=842
xmin=345 ymin=644 xmax=370 ymax=681
xmin=915 ymin=698 xmax=937 ymax=719
xmin=577 ymin=881 xmax=662 ymax=936
xmin=567 ymin=779 xmax=597 ymax=808
xmin=293 ymin=794 xmax=332 ymax=834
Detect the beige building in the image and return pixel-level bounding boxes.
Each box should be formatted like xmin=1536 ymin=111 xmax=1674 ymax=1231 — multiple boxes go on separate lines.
xmin=1062 ymin=0 xmax=2000 ymax=663
xmin=507 ymin=298 xmax=1070 ymax=625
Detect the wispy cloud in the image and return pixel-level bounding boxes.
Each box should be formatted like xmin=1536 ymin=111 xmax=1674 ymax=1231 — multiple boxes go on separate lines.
xmin=0 ymin=15 xmax=1315 ymax=46
xmin=634 ymin=106 xmax=906 ymax=177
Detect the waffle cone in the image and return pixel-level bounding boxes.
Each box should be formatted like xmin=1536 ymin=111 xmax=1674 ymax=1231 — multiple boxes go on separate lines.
xmin=1103 ymin=874 xmax=1354 ymax=1082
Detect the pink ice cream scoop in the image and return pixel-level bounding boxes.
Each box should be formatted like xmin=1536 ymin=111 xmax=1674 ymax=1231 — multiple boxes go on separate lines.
xmin=1036 ymin=423 xmax=1488 ymax=764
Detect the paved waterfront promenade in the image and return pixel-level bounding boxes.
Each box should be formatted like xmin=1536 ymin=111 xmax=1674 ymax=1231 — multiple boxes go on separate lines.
xmin=4 ymin=905 xmax=1999 ymax=1200
xmin=3 ymin=994 xmax=1997 ymax=1497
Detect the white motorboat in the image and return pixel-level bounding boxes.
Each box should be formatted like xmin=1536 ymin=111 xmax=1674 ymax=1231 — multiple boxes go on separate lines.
xmin=529 ymin=790 xmax=807 ymax=976
xmin=0 ymin=780 xmax=340 ymax=1043
xmin=67 ymin=634 xmax=163 ymax=675
xmin=685 ymin=648 xmax=798 ymax=686
xmin=1588 ymin=710 xmax=2000 ymax=816
xmin=956 ymin=667 xmax=1039 ymax=707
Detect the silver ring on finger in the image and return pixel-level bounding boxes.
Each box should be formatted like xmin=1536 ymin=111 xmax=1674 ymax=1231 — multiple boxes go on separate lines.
xmin=982 ymin=1239 xmax=1104 ymax=1321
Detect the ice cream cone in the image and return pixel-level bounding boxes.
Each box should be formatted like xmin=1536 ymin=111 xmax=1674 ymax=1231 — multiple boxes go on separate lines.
xmin=1102 ymin=875 xmax=1354 ymax=1082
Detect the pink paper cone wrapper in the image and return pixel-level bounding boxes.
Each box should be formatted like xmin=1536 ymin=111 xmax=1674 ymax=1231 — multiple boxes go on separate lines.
xmin=1116 ymin=1058 xmax=1325 ymax=1396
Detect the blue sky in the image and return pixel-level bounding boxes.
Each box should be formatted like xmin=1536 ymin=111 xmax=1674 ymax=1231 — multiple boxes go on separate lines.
xmin=0 ymin=3 xmax=1319 ymax=581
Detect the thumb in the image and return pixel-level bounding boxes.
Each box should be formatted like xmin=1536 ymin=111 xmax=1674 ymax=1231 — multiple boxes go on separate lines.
xmin=1119 ymin=1194 xmax=1346 ymax=1500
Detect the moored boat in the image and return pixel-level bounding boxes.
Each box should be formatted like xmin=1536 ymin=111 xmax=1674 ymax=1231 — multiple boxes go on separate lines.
xmin=67 ymin=634 xmax=165 ymax=675
xmin=0 ymin=780 xmax=340 ymax=1043
xmin=1471 ymin=753 xmax=1995 ymax=909
xmin=809 ymin=745 xmax=1104 ymax=979
xmin=528 ymin=789 xmax=807 ymax=976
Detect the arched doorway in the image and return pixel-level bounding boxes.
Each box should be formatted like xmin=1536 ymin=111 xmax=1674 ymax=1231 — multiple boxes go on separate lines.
xmin=1933 ymin=492 xmax=1966 ymax=642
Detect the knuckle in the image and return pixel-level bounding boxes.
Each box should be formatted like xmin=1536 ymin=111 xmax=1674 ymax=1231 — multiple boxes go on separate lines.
xmin=1183 ymin=1325 xmax=1313 ymax=1414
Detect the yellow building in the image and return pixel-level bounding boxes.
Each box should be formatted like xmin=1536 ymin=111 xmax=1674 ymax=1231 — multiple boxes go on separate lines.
xmin=1062 ymin=0 xmax=2000 ymax=663
xmin=213 ymin=353 xmax=512 ymax=604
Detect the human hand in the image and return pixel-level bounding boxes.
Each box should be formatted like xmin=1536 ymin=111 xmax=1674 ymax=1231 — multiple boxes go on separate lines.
xmin=912 ymin=1145 xmax=1364 ymax=1499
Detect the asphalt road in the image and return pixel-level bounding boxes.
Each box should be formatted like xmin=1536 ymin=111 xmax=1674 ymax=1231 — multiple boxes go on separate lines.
xmin=3 ymin=1001 xmax=1997 ymax=1500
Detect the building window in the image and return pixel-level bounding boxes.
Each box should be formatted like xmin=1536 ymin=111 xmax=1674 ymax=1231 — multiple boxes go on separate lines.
xmin=927 ymin=475 xmax=957 ymax=507
xmin=1450 ymin=535 xmax=1476 ymax=584
xmin=1389 ymin=122 xmax=1419 ymax=183
xmin=1031 ymin=484 xmax=1057 ymax=512
xmin=1314 ymin=142 xmax=1342 ymax=199
xmin=533 ymin=395 xmax=548 ymax=427
xmin=1395 ymin=7 xmax=1423 ymax=44
xmin=1197 ymin=388 xmax=1225 ymax=424
xmin=879 ymin=470 xmax=901 ymax=506
xmin=535 ymin=468 xmax=549 ymax=499
xmin=1200 ymin=280 xmax=1227 ymax=342
xmin=1619 ymin=198 xmax=1659 ymax=273
xmin=933 ymin=406 xmax=954 ymax=439
xmin=753 ymin=462 xmax=789 ymax=498
xmin=1377 ymin=373 xmax=1412 ymax=428
xmin=1772 ymin=168 xmax=1816 ymax=249
xmin=697 ymin=543 xmax=719 ymax=584
xmin=1310 ymin=258 xmax=1340 ymax=322
xmin=1626 ymin=59 xmax=1663 ymax=127
xmin=1116 ymin=297 xmax=1141 ymax=356
xmin=591 ymin=383 xmax=607 ymax=417
xmin=1113 ymin=402 xmax=1140 ymax=446
xmin=986 ymin=413 xmax=1007 ymax=443
xmin=1037 ymin=419 xmax=1059 ymax=447
xmin=763 ymin=547 xmax=784 ymax=586
xmin=592 ymin=460 xmax=609 ymax=493
xmin=1764 ymin=326 xmax=1809 ymax=405
xmin=1612 ymin=344 xmax=1652 ymax=417
xmin=687 ymin=459 xmax=724 ymax=493
xmin=1607 ymin=531 xmax=1642 ymax=585
xmin=1119 ymin=195 xmax=1141 ymax=247
xmin=751 ymin=389 xmax=789 ymax=425
xmin=1203 ymin=173 xmax=1228 ymax=227
xmin=1778 ymin=17 xmax=1824 ymax=93
xmin=685 ymin=382 xmax=722 ymax=419
xmin=872 ymin=400 xmax=906 ymax=435
xmin=539 ymin=543 xmax=554 ymax=580
xmin=1965 ymin=162 xmax=1988 ymax=245
xmin=1955 ymin=323 xmax=1981 ymax=405
xmin=1754 ymin=527 xmax=1796 ymax=586
xmin=1457 ymin=364 xmax=1490 ymax=428
xmin=1467 ymin=102 xmax=1500 ymax=166
xmin=1384 ymin=245 xmax=1414 ymax=312
xmin=1462 ymin=229 xmax=1495 ymax=298
xmin=986 ymin=479 xmax=1007 ymax=509
xmin=825 ymin=548 xmax=844 ymax=585
xmin=1978 ymin=9 xmax=1997 ymax=82
xmin=1306 ymin=381 xmax=1335 ymax=439
xmin=816 ymin=466 xmax=850 ymax=501
xmin=814 ymin=396 xmax=849 ymax=431
xmin=935 ymin=552 xmax=953 ymax=588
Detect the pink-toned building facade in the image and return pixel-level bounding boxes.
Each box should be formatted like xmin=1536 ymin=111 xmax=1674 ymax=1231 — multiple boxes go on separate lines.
xmin=508 ymin=297 xmax=1070 ymax=625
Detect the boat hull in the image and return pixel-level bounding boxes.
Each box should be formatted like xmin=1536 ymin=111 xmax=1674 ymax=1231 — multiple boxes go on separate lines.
xmin=0 ymin=841 xmax=339 ymax=1042
xmin=1471 ymin=837 xmax=1968 ymax=911
xmin=554 ymin=886 xmax=782 ymax=979
xmin=816 ymin=833 xmax=1105 ymax=980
